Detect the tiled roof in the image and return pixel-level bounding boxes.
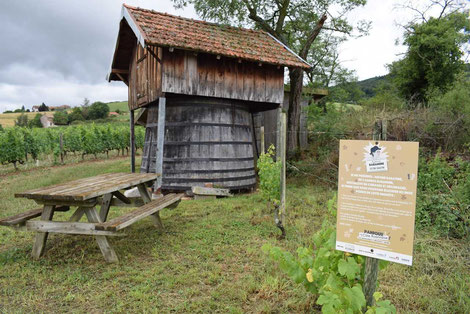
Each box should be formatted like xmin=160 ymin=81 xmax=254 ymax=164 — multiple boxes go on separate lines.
xmin=124 ymin=4 xmax=310 ymax=69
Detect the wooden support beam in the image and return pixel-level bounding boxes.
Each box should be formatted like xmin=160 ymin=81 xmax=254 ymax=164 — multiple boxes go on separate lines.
xmin=85 ymin=207 xmax=119 ymax=263
xmin=279 ymin=112 xmax=287 ymax=238
xmin=146 ymin=47 xmax=161 ymax=63
xmin=99 ymin=193 xmax=113 ymax=222
xmin=112 ymin=191 xmax=131 ymax=204
xmin=276 ymin=107 xmax=282 ymax=161
xmin=260 ymin=126 xmax=265 ymax=154
xmin=130 ymin=110 xmax=136 ymax=173
xmin=31 ymin=205 xmax=55 ymax=259
xmin=154 ymin=97 xmax=166 ymax=191
xmin=116 ymin=73 xmax=129 ymax=86
xmin=26 ymin=221 xmax=122 ymax=236
xmin=111 ymin=68 xmax=129 ymax=74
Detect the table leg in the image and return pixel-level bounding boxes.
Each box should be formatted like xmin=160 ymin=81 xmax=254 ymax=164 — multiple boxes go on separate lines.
xmin=99 ymin=193 xmax=113 ymax=222
xmin=69 ymin=207 xmax=85 ymax=222
xmin=84 ymin=207 xmax=119 ymax=263
xmin=137 ymin=183 xmax=164 ymax=231
xmin=32 ymin=205 xmax=55 ymax=259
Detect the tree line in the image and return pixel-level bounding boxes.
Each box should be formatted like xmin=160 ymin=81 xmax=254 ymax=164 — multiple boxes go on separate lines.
xmin=0 ymin=123 xmax=145 ymax=169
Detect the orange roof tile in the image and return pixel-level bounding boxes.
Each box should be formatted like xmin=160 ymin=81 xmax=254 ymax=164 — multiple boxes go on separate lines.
xmin=123 ymin=4 xmax=310 ymax=69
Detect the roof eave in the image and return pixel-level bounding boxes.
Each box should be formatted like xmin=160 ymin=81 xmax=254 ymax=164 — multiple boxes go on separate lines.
xmin=107 ymin=5 xmax=148 ymax=82
xmin=265 ymin=33 xmax=312 ymax=70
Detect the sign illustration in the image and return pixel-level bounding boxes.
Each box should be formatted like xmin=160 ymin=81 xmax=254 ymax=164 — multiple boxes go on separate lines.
xmin=336 ymin=140 xmax=419 ymax=266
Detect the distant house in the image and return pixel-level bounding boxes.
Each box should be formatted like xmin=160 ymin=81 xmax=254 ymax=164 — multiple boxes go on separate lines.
xmin=49 ymin=105 xmax=70 ymax=111
xmin=109 ymin=112 xmax=120 ymax=117
xmin=32 ymin=106 xmax=40 ymax=112
xmin=40 ymin=115 xmax=55 ymax=128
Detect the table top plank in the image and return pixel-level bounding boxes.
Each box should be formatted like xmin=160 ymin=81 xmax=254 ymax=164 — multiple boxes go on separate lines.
xmin=46 ymin=173 xmax=132 ymax=197
xmin=15 ymin=173 xmax=160 ymax=202
xmin=19 ymin=173 xmax=119 ymax=197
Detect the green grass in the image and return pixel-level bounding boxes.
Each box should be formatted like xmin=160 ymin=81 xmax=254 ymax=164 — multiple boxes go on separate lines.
xmin=107 ymin=101 xmax=129 ymax=113
xmin=0 ymin=159 xmax=469 ymax=312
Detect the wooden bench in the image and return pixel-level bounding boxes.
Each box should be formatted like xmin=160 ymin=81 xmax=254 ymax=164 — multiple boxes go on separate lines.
xmin=0 ymin=206 xmax=69 ymax=227
xmin=95 ymin=193 xmax=184 ymax=232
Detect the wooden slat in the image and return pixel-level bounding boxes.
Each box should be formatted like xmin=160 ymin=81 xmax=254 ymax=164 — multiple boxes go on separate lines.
xmin=191 ymin=186 xmax=232 ymax=197
xmin=112 ymin=191 xmax=131 ymax=204
xmin=95 ymin=193 xmax=184 ymax=232
xmin=26 ymin=221 xmax=122 ymax=236
xmin=15 ymin=173 xmax=159 ymax=202
xmin=0 ymin=206 xmax=69 ymax=226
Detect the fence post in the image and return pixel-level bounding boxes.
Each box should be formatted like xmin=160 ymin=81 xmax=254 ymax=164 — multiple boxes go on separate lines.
xmin=363 ymin=119 xmax=385 ymax=308
xmin=260 ymin=126 xmax=265 ymax=154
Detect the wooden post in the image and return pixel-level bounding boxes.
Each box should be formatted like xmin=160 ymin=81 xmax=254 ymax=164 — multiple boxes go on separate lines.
xmin=154 ymin=97 xmax=166 ymax=191
xmin=280 ymin=112 xmax=287 ymax=228
xmin=276 ymin=107 xmax=282 ymax=161
xmin=260 ymin=126 xmax=265 ymax=154
xmin=130 ymin=109 xmax=136 ymax=173
xmin=363 ymin=119 xmax=386 ymax=307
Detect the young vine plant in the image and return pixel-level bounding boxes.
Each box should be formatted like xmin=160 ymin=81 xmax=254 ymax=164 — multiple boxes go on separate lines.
xmin=263 ymin=195 xmax=396 ymax=314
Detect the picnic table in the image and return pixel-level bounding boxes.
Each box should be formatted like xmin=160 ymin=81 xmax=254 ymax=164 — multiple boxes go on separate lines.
xmin=0 ymin=173 xmax=184 ymax=263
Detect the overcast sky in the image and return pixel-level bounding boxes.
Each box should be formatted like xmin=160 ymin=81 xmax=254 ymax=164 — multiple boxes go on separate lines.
xmin=0 ymin=0 xmax=453 ymax=112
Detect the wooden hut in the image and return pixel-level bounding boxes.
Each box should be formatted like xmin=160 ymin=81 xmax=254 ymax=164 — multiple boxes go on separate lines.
xmin=108 ymin=4 xmax=310 ymax=191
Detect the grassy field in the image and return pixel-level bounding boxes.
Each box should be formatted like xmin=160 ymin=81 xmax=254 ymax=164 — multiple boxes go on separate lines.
xmin=107 ymin=101 xmax=128 ymax=113
xmin=0 ymin=112 xmax=44 ymax=128
xmin=0 ymin=159 xmax=469 ymax=312
xmin=0 ymin=101 xmax=128 ymax=128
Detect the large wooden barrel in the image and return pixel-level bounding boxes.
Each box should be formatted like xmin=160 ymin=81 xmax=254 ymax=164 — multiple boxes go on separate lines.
xmin=141 ymin=95 xmax=256 ymax=191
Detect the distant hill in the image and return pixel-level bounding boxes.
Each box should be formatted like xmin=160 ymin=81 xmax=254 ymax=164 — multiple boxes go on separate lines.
xmin=106 ymin=101 xmax=128 ymax=113
xmin=356 ymin=75 xmax=390 ymax=98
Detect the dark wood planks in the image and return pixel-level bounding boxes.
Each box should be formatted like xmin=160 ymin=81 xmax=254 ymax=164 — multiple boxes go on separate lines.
xmin=161 ymin=49 xmax=284 ymax=104
xmin=95 ymin=193 xmax=184 ymax=231
xmin=15 ymin=173 xmax=159 ymax=202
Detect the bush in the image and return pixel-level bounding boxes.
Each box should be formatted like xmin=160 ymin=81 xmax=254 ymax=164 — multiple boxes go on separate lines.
xmin=53 ymin=111 xmax=69 ymax=125
xmin=88 ymin=102 xmax=110 ymax=120
xmin=416 ymin=152 xmax=470 ymax=238
xmin=15 ymin=113 xmax=29 ymax=127
xmin=28 ymin=113 xmax=43 ymax=128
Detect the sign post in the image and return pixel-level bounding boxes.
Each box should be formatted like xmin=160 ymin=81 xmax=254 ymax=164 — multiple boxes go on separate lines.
xmin=336 ymin=130 xmax=419 ymax=307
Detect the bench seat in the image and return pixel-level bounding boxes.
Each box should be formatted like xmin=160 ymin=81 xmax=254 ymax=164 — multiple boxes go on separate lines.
xmin=0 ymin=206 xmax=69 ymax=227
xmin=95 ymin=193 xmax=184 ymax=232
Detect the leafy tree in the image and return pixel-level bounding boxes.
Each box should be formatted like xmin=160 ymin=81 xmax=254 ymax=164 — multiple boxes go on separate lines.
xmin=68 ymin=107 xmax=85 ymax=123
xmin=38 ymin=102 xmax=49 ymax=112
xmin=88 ymin=102 xmax=110 ymax=120
xmin=389 ymin=9 xmax=470 ymax=104
xmin=0 ymin=124 xmax=3 ymax=132
xmin=15 ymin=113 xmax=29 ymax=127
xmin=28 ymin=113 xmax=43 ymax=128
xmin=173 ymin=0 xmax=369 ymax=151
xmin=53 ymin=111 xmax=69 ymax=125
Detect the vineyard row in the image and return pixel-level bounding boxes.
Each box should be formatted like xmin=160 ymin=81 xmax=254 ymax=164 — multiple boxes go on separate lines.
xmin=0 ymin=124 xmax=145 ymax=169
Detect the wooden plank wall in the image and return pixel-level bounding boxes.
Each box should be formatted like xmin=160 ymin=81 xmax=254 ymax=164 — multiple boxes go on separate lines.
xmin=128 ymin=45 xmax=162 ymax=110
xmin=161 ymin=48 xmax=284 ymax=104
xmin=253 ymin=92 xmax=310 ymax=155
